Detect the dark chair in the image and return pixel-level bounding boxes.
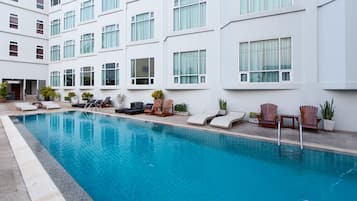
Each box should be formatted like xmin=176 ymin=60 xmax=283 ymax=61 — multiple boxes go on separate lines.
xmin=257 ymin=103 xmax=279 ymax=128
xmin=125 ymin=102 xmax=144 ymax=115
xmin=100 ymin=97 xmax=112 ymax=107
xmin=144 ymin=103 xmax=154 ymax=113
xmin=299 ymin=105 xmax=321 ymax=130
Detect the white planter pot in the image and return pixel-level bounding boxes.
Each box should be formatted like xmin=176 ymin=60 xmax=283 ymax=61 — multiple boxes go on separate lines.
xmin=174 ymin=111 xmax=190 ymax=116
xmin=249 ymin=118 xmax=259 ymax=124
xmin=323 ymin=119 xmax=335 ymax=131
xmin=218 ymin=110 xmax=227 ymax=115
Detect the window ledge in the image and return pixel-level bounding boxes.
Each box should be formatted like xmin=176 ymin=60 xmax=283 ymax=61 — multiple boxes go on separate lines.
xmin=50 ymin=61 xmax=61 ymax=64
xmin=52 ymin=87 xmax=60 ymax=90
xmin=164 ymin=27 xmax=214 ymax=41
xmin=223 ymin=82 xmax=301 ymax=90
xmin=100 ymin=86 xmax=120 ymax=90
xmin=221 ymin=6 xmax=306 ymax=30
xmin=98 ymin=47 xmax=124 ymax=53
xmin=320 ymin=81 xmax=357 ymax=90
xmin=126 ymin=85 xmax=157 ymax=90
xmin=126 ymin=40 xmax=160 ymax=47
xmin=63 ymin=87 xmax=75 ymax=90
xmin=166 ymin=84 xmax=209 ymax=90
xmin=78 ymin=19 xmax=97 ymax=26
xmin=79 ymin=87 xmax=95 ymax=90
xmin=78 ymin=53 xmax=97 ymax=58
xmin=62 ymin=57 xmax=76 ymax=61
xmin=62 ymin=28 xmax=77 ymax=34
xmin=98 ymin=8 xmax=124 ymax=17
xmin=50 ymin=35 xmax=61 ymax=39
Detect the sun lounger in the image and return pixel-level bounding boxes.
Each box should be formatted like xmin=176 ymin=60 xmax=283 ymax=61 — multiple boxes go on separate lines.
xmin=187 ymin=110 xmax=219 ymax=125
xmin=41 ymin=101 xmax=61 ymax=109
xmin=15 ymin=102 xmax=38 ymax=111
xmin=210 ymin=111 xmax=246 ymax=128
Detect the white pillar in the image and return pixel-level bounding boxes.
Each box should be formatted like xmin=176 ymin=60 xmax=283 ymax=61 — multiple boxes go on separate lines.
xmin=23 ymin=79 xmax=26 ymax=101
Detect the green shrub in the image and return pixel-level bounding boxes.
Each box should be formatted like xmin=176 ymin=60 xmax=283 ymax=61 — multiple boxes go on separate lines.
xmin=81 ymin=92 xmax=93 ymax=100
xmin=0 ymin=82 xmax=8 ymax=99
xmin=40 ymin=86 xmax=56 ymax=101
xmin=64 ymin=96 xmax=71 ymax=101
xmin=320 ymin=99 xmax=335 ymax=120
xmin=219 ymin=99 xmax=227 ymax=110
xmin=68 ymin=92 xmax=76 ymax=98
xmin=151 ymin=90 xmax=164 ymax=100
xmin=249 ymin=112 xmax=257 ymax=118
xmin=174 ymin=104 xmax=187 ymax=112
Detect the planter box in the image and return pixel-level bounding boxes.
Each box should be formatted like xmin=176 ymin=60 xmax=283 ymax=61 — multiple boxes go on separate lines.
xmin=174 ymin=111 xmax=190 ymax=116
xmin=249 ymin=118 xmax=259 ymax=124
xmin=323 ymin=119 xmax=335 ymax=131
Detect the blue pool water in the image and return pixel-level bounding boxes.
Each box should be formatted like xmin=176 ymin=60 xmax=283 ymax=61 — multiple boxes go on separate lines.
xmin=17 ymin=111 xmax=357 ymax=201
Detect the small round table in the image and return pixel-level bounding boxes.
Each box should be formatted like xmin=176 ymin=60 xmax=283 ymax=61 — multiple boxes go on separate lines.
xmin=280 ymin=114 xmax=297 ymax=129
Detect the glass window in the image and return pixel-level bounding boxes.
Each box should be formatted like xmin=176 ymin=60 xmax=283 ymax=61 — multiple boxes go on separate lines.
xmin=64 ymin=69 xmax=75 ymax=87
xmin=51 ymin=19 xmax=60 ymax=36
xmin=173 ymin=50 xmax=206 ymax=84
xmin=102 ymin=63 xmax=119 ymax=86
xmin=64 ymin=10 xmax=75 ymax=30
xmin=51 ymin=0 xmax=60 ymax=6
xmin=102 ymin=0 xmax=119 ymax=12
xmin=131 ymin=58 xmax=155 ymax=85
xmin=80 ymin=33 xmax=94 ymax=54
xmin=36 ymin=20 xmax=44 ymax=34
xmin=64 ymin=40 xmax=75 ymax=58
xmin=36 ymin=46 xmax=44 ymax=59
xmin=173 ymin=0 xmax=206 ymax=31
xmin=37 ymin=0 xmax=44 ymax=9
xmin=240 ymin=0 xmax=293 ymax=14
xmin=80 ymin=0 xmax=94 ymax=22
xmin=9 ymin=13 xmax=18 ymax=29
xmin=102 ymin=24 xmax=119 ymax=49
xmin=80 ymin=66 xmax=94 ymax=86
xmin=239 ymin=37 xmax=292 ymax=83
xmin=9 ymin=41 xmax=18 ymax=56
xmin=50 ymin=45 xmax=60 ymax=61
xmin=50 ymin=71 xmax=60 ymax=87
xmin=131 ymin=12 xmax=154 ymax=41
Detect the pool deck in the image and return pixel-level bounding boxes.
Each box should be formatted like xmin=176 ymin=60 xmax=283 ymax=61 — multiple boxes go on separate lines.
xmin=1 ymin=101 xmax=357 ymax=200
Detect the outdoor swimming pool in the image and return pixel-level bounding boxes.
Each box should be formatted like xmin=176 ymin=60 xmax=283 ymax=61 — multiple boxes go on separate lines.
xmin=17 ymin=111 xmax=357 ymax=201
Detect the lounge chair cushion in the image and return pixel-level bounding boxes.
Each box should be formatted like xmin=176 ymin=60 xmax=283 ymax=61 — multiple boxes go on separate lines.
xmin=210 ymin=111 xmax=245 ymax=129
xmin=187 ymin=110 xmax=219 ymax=125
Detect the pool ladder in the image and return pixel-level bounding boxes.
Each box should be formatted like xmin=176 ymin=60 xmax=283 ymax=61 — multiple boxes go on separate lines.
xmin=277 ymin=120 xmax=303 ymax=150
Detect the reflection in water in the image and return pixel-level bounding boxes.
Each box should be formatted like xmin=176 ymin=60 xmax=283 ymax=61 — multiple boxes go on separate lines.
xmin=63 ymin=117 xmax=75 ymax=136
xmin=50 ymin=113 xmax=60 ymax=132
xmin=80 ymin=121 xmax=94 ymax=144
xmin=101 ymin=126 xmax=119 ymax=147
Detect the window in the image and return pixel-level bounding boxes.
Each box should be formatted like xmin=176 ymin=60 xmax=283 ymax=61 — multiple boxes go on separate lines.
xmin=102 ymin=63 xmax=119 ymax=86
xmin=64 ymin=40 xmax=75 ymax=58
xmin=102 ymin=0 xmax=119 ymax=12
xmin=64 ymin=11 xmax=75 ymax=30
xmin=37 ymin=0 xmax=44 ymax=9
xmin=173 ymin=0 xmax=206 ymax=31
xmin=80 ymin=33 xmax=94 ymax=54
xmin=50 ymin=71 xmax=60 ymax=87
xmin=173 ymin=50 xmax=206 ymax=84
xmin=64 ymin=69 xmax=75 ymax=87
xmin=51 ymin=19 xmax=60 ymax=36
xmin=240 ymin=0 xmax=293 ymax=14
xmin=50 ymin=45 xmax=60 ymax=61
xmin=80 ymin=66 xmax=94 ymax=86
xmin=9 ymin=41 xmax=18 ymax=56
xmin=36 ymin=20 xmax=44 ymax=34
xmin=131 ymin=12 xmax=154 ymax=41
xmin=239 ymin=37 xmax=292 ymax=83
xmin=9 ymin=14 xmax=18 ymax=29
xmin=51 ymin=0 xmax=60 ymax=6
xmin=102 ymin=24 xmax=119 ymax=49
xmin=80 ymin=0 xmax=94 ymax=22
xmin=131 ymin=58 xmax=155 ymax=85
xmin=36 ymin=46 xmax=44 ymax=59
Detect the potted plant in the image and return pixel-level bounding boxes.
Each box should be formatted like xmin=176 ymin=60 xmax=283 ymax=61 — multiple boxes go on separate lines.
xmin=320 ymin=99 xmax=335 ymax=131
xmin=117 ymin=94 xmax=125 ymax=108
xmin=151 ymin=90 xmax=164 ymax=100
xmin=249 ymin=112 xmax=259 ymax=124
xmin=64 ymin=92 xmax=76 ymax=102
xmin=40 ymin=86 xmax=56 ymax=101
xmin=174 ymin=104 xmax=189 ymax=116
xmin=218 ymin=98 xmax=227 ymax=115
xmin=0 ymin=82 xmax=8 ymax=103
xmin=81 ymin=92 xmax=93 ymax=101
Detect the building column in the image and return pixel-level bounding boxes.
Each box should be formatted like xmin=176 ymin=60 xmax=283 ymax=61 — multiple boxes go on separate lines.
xmin=36 ymin=80 xmax=39 ymax=96
xmin=23 ymin=79 xmax=26 ymax=101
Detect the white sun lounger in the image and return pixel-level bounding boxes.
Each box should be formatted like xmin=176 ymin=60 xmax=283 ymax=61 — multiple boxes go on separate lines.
xmin=210 ymin=111 xmax=246 ymax=128
xmin=15 ymin=102 xmax=38 ymax=111
xmin=187 ymin=110 xmax=219 ymax=125
xmin=41 ymin=101 xmax=61 ymax=109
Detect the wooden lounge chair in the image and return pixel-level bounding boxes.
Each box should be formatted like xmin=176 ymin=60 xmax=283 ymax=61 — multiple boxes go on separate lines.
xmin=146 ymin=99 xmax=162 ymax=115
xmin=187 ymin=110 xmax=219 ymax=125
xmin=299 ymin=105 xmax=321 ymax=130
xmin=257 ymin=103 xmax=279 ymax=128
xmin=210 ymin=111 xmax=246 ymax=128
xmin=154 ymin=99 xmax=174 ymax=117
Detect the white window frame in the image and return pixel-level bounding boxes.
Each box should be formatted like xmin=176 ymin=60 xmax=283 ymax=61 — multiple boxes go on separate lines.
xmin=131 ymin=58 xmax=155 ymax=85
xmin=80 ymin=33 xmax=94 ymax=54
xmin=50 ymin=71 xmax=60 ymax=87
xmin=50 ymin=45 xmax=60 ymax=61
xmin=80 ymin=0 xmax=94 ymax=22
xmin=51 ymin=0 xmax=61 ymax=7
xmin=37 ymin=0 xmax=44 ymax=9
xmin=80 ymin=66 xmax=95 ymax=86
xmin=239 ymin=37 xmax=292 ymax=83
xmin=102 ymin=63 xmax=119 ymax=86
xmin=64 ymin=40 xmax=75 ymax=58
xmin=131 ymin=12 xmax=154 ymax=41
xmin=173 ymin=49 xmax=206 ymax=84
xmin=36 ymin=20 xmax=44 ymax=34
xmin=51 ymin=19 xmax=61 ymax=36
xmin=102 ymin=0 xmax=120 ymax=12
xmin=9 ymin=13 xmax=18 ymax=29
xmin=9 ymin=41 xmax=18 ymax=56
xmin=64 ymin=10 xmax=75 ymax=30
xmin=173 ymin=0 xmax=206 ymax=31
xmin=102 ymin=24 xmax=119 ymax=49
xmin=64 ymin=69 xmax=75 ymax=87
xmin=36 ymin=45 xmax=44 ymax=59
xmin=240 ymin=0 xmax=293 ymax=15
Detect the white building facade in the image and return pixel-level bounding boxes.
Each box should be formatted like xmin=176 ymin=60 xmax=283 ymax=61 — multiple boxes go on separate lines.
xmin=1 ymin=0 xmax=357 ymax=132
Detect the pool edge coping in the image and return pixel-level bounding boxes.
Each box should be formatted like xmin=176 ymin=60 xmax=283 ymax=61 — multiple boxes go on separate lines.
xmin=0 ymin=115 xmax=66 ymax=201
